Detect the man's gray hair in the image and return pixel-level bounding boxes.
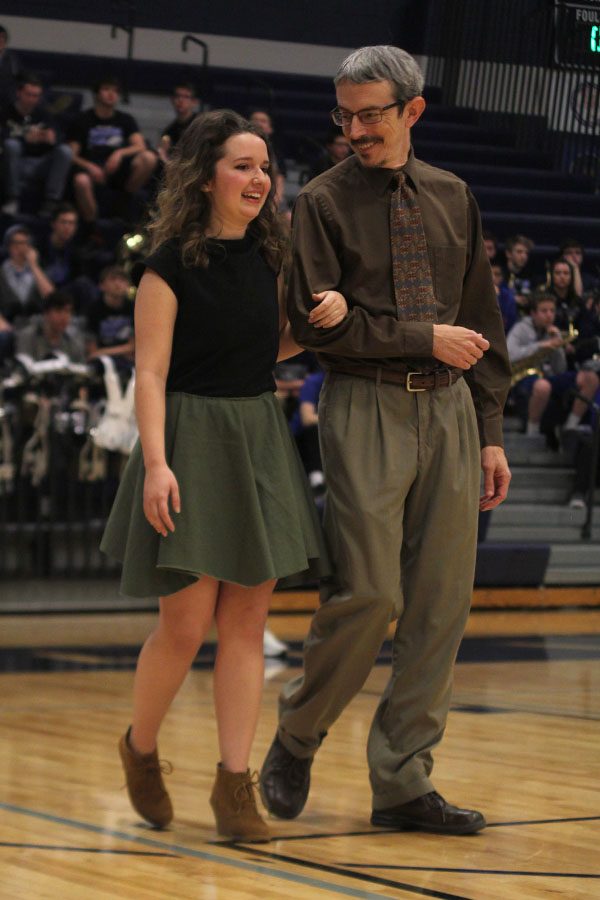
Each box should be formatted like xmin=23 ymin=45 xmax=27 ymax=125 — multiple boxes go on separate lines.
xmin=334 ymin=45 xmax=424 ymax=102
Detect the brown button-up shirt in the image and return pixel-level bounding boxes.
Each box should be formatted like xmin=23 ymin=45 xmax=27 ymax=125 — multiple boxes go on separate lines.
xmin=287 ymin=151 xmax=511 ymax=447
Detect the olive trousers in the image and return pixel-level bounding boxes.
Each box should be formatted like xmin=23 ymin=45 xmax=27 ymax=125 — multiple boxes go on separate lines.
xmin=278 ymin=372 xmax=481 ymax=810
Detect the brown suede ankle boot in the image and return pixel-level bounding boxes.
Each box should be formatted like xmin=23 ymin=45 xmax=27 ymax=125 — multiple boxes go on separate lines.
xmin=210 ymin=764 xmax=270 ymax=842
xmin=118 ymin=727 xmax=173 ymax=828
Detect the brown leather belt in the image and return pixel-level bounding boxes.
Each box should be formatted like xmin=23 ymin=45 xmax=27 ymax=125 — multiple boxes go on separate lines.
xmin=328 ymin=364 xmax=463 ymax=392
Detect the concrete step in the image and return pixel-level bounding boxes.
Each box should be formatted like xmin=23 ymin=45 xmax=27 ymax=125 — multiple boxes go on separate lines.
xmin=491 ymin=503 xmax=592 ymax=526
xmin=545 ymin=567 xmax=600 ymax=585
xmin=487 ymin=524 xmax=600 ymax=541
xmin=503 ymin=434 xmax=572 ymax=467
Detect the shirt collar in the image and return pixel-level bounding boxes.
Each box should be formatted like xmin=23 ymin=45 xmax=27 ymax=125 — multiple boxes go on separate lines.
xmin=355 ymin=146 xmax=420 ymax=197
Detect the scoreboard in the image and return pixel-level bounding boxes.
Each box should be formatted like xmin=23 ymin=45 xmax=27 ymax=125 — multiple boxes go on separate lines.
xmin=554 ymin=1 xmax=600 ymax=67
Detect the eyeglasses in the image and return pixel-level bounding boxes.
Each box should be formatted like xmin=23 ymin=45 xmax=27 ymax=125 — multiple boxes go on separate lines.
xmin=330 ymin=100 xmax=404 ymax=127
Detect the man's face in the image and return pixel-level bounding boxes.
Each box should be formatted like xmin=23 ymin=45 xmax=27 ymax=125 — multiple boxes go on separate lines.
xmin=335 ymin=79 xmax=422 ymax=170
xmin=249 ymin=111 xmax=273 ymax=137
xmin=553 ymin=262 xmax=571 ymax=291
xmin=96 ymin=84 xmax=120 ymax=109
xmin=327 ymin=135 xmax=351 ymax=162
xmin=45 ymin=305 xmax=72 ymax=336
xmin=483 ymin=238 xmax=496 ymax=260
xmin=506 ymin=242 xmax=529 ymax=271
xmin=172 ymin=88 xmax=196 ymax=118
xmin=101 ymin=274 xmax=130 ymax=305
xmin=9 ymin=232 xmax=30 ymax=264
xmin=16 ymin=83 xmax=43 ymax=115
xmin=52 ymin=212 xmax=78 ymax=243
xmin=531 ymin=301 xmax=556 ymax=330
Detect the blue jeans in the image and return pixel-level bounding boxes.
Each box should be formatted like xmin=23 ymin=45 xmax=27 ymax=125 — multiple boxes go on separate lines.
xmin=3 ymin=139 xmax=73 ymax=202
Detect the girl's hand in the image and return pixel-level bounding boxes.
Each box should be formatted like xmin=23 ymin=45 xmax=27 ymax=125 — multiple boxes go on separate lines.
xmin=143 ymin=463 xmax=181 ymax=537
xmin=308 ymin=290 xmax=348 ymax=328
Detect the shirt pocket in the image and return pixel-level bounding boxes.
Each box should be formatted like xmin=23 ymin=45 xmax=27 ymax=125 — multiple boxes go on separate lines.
xmin=429 ymin=246 xmax=467 ymax=316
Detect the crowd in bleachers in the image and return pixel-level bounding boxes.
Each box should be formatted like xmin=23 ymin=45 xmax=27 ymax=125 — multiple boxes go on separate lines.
xmin=1 ymin=38 xmax=599 ymax=518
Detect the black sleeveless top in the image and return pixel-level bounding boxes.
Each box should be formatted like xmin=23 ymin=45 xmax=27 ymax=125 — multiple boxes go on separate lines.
xmin=144 ymin=235 xmax=279 ymax=397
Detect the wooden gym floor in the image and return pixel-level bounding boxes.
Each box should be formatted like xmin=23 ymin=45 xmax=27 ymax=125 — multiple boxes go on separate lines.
xmin=0 ymin=590 xmax=599 ymax=899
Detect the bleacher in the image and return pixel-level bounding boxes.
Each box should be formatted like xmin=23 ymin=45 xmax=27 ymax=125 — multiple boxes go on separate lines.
xmin=0 ymin=11 xmax=598 ymax=601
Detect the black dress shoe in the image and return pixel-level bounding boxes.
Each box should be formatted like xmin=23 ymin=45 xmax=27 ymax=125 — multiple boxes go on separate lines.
xmin=371 ymin=791 xmax=486 ymax=835
xmin=259 ymin=734 xmax=313 ymax=819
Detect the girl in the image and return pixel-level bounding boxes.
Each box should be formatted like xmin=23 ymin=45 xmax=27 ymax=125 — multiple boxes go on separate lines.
xmin=101 ymin=109 xmax=346 ymax=841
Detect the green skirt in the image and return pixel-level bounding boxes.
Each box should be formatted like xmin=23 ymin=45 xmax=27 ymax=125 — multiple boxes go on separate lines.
xmin=100 ymin=391 xmax=330 ymax=597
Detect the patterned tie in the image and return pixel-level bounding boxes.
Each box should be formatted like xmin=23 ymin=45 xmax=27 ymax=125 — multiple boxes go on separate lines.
xmin=390 ymin=172 xmax=438 ymax=322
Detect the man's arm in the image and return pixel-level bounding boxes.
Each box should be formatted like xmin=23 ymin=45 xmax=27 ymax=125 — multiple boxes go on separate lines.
xmin=455 ymin=188 xmax=511 ymax=448
xmin=287 ymin=191 xmax=434 ymax=358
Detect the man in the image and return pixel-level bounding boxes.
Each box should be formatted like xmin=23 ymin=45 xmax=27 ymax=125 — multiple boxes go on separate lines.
xmin=307 ymin=128 xmax=352 ymax=182
xmin=0 ymin=25 xmax=22 ymax=106
xmin=504 ymin=233 xmax=535 ymax=312
xmin=157 ymin=82 xmax=199 ymax=162
xmin=0 ymin=224 xmax=54 ymax=325
xmin=249 ymin=110 xmax=286 ymax=208
xmin=85 ymin=264 xmax=134 ymax=365
xmin=1 ymin=72 xmax=73 ymax=216
xmin=16 ymin=289 xmax=85 ymax=363
xmin=559 ymin=237 xmax=597 ymax=294
xmin=260 ymin=45 xmax=511 ymax=835
xmin=67 ymin=76 xmax=157 ymax=223
xmin=38 ymin=203 xmax=96 ymax=313
xmin=507 ymin=292 xmax=598 ymax=438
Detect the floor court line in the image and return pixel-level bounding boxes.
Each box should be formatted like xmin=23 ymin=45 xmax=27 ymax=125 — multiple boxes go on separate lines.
xmin=236 ymin=845 xmax=472 ymax=900
xmin=339 ymin=863 xmax=600 ymax=879
xmin=0 ymin=801 xmax=411 ymax=900
xmin=0 ymin=840 xmax=177 ymax=857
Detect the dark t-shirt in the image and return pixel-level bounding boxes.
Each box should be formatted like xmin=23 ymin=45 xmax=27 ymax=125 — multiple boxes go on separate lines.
xmin=86 ymin=297 xmax=135 ymax=348
xmin=144 ymin=235 xmax=279 ymax=397
xmin=67 ymin=108 xmax=138 ymax=164
xmin=1 ymin=102 xmax=58 ymax=157
xmin=162 ymin=114 xmax=197 ymax=148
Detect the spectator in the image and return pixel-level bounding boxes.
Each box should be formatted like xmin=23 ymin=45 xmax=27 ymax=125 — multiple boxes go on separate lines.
xmin=504 ymin=233 xmax=535 ymax=312
xmin=545 ymin=257 xmax=582 ymax=333
xmin=559 ymin=237 xmax=598 ymax=294
xmin=491 ymin=261 xmax=517 ymax=333
xmin=293 ymin=368 xmax=325 ymax=491
xmin=482 ymin=229 xmax=498 ymax=263
xmin=1 ymin=72 xmax=73 ymax=216
xmin=0 ymin=225 xmax=54 ymax=326
xmin=38 ymin=203 xmax=96 ymax=313
xmin=67 ymin=76 xmax=158 ymax=223
xmin=85 ymin=264 xmax=134 ymax=364
xmin=249 ymin=110 xmax=286 ymax=207
xmin=15 ymin=289 xmax=85 ymax=363
xmin=306 ymin=129 xmax=351 ymax=181
xmin=507 ymin=292 xmax=599 ymax=438
xmin=157 ymin=82 xmax=199 ymax=163
xmin=0 ymin=25 xmax=22 ymax=105
xmin=572 ymin=289 xmax=600 ymax=364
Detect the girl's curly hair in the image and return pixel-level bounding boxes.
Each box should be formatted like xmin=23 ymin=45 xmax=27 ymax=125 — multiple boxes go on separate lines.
xmin=147 ymin=109 xmax=286 ymax=271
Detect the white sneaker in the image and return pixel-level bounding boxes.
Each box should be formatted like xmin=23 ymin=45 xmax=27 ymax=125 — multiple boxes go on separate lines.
xmin=569 ymin=493 xmax=586 ymax=509
xmin=263 ymin=628 xmax=288 ymax=657
xmin=1 ymin=200 xmax=18 ymax=216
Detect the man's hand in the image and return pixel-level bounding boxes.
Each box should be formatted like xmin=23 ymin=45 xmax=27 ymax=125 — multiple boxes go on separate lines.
xmin=104 ymin=150 xmax=123 ymax=176
xmin=309 ymin=290 xmax=348 ymax=328
xmin=87 ymin=162 xmax=106 ymax=184
xmin=432 ymin=324 xmax=489 ymax=369
xmin=480 ymin=445 xmax=511 ymax=511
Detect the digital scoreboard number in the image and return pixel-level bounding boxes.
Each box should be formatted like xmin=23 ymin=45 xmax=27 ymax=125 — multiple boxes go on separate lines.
xmin=554 ymin=1 xmax=600 ymax=67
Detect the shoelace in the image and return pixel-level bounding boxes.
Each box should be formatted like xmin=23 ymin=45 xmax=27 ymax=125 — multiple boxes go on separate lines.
xmin=232 ymin=771 xmax=260 ymax=814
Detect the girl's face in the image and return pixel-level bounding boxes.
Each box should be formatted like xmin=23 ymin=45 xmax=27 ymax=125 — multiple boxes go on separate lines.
xmin=204 ymin=133 xmax=271 ymax=237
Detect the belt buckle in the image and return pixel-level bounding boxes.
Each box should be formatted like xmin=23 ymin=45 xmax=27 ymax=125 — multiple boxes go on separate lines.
xmin=406 ymin=371 xmax=426 ymax=392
